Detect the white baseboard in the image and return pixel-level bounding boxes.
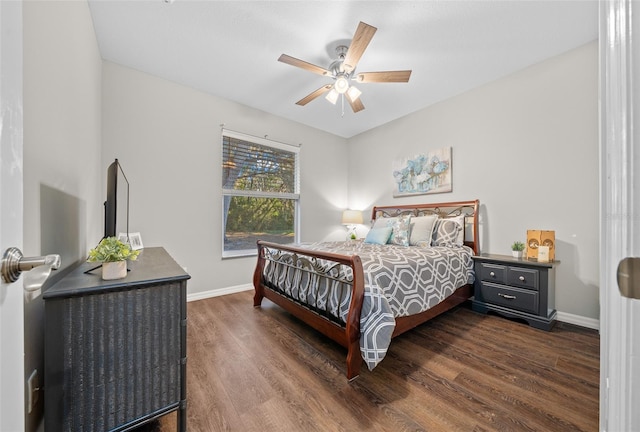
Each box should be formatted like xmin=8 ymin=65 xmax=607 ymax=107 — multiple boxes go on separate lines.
xmin=187 ymin=283 xmax=253 ymax=302
xmin=556 ymin=311 xmax=600 ymax=330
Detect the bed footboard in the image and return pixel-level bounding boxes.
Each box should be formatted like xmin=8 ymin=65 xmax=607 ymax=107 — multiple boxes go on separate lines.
xmin=253 ymin=240 xmax=365 ymax=380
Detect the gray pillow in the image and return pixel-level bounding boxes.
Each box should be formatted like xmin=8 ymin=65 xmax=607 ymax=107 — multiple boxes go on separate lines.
xmin=432 ymin=218 xmax=461 ymax=247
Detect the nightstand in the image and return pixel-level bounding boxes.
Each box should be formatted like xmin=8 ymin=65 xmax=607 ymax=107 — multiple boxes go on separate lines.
xmin=471 ymin=254 xmax=558 ymax=331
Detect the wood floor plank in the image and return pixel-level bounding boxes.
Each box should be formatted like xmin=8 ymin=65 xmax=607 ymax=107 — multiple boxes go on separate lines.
xmin=455 ymin=370 xmax=596 ymax=432
xmin=355 ymin=355 xmax=493 ymax=431
xmin=148 ymin=291 xmax=599 ymax=432
xmin=379 ymin=348 xmax=534 ymax=432
xmin=184 ymin=301 xmax=247 ymax=431
xmin=413 ymin=321 xmax=599 ymax=407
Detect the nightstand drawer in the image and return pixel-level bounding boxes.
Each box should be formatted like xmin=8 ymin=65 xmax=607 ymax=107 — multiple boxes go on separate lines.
xmin=507 ymin=267 xmax=539 ymax=290
xmin=478 ymin=282 xmax=539 ymax=315
xmin=479 ymin=263 xmax=507 ymax=283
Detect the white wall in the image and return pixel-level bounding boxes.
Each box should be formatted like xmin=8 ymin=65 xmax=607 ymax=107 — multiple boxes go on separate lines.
xmin=24 ymin=0 xmax=103 ymax=264
xmin=23 ymin=1 xmax=102 ymax=431
xmin=100 ymin=42 xmax=599 ymax=320
xmin=347 ymin=42 xmax=599 ymax=320
xmin=101 ymin=62 xmax=348 ymax=295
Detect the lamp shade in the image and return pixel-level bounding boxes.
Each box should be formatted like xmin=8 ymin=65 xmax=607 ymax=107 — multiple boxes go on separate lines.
xmin=346 ymin=85 xmax=362 ymax=102
xmin=325 ymin=88 xmax=339 ymax=104
xmin=342 ymin=210 xmax=363 ymax=225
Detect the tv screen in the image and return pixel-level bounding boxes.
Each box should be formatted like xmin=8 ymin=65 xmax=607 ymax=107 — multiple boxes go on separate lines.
xmin=104 ymin=160 xmax=118 ymax=238
xmin=103 ymin=159 xmax=129 ymax=239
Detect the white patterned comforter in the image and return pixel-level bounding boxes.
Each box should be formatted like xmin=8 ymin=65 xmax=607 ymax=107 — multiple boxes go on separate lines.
xmin=262 ymin=241 xmax=474 ymax=370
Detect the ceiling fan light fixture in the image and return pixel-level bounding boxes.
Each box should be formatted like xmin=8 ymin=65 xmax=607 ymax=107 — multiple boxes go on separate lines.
xmin=346 ymin=85 xmax=362 ymax=102
xmin=278 ymin=21 xmax=411 ymax=114
xmin=334 ymin=75 xmax=349 ymax=94
xmin=325 ymin=88 xmax=339 ymax=104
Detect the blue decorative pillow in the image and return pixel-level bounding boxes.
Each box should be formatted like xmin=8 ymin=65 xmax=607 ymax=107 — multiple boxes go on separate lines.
xmin=390 ymin=215 xmax=411 ymax=246
xmin=364 ymin=227 xmax=393 ymax=245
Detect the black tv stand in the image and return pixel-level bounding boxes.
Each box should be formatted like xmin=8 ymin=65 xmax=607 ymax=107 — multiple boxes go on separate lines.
xmin=43 ymin=248 xmax=190 ymax=432
xmin=83 ymin=263 xmax=101 ymax=274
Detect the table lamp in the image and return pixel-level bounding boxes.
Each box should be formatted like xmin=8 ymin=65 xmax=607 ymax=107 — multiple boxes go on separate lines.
xmin=342 ymin=210 xmax=363 ymax=240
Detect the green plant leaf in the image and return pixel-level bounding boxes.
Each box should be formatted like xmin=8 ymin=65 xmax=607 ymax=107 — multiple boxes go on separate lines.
xmin=87 ymin=236 xmax=140 ymax=262
xmin=511 ymin=241 xmax=525 ymax=251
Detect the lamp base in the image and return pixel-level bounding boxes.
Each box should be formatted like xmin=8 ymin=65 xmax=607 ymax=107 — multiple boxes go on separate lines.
xmin=346 ymin=225 xmax=357 ymax=241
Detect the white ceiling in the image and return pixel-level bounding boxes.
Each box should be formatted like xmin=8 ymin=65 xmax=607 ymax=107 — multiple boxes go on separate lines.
xmin=87 ymin=0 xmax=598 ymax=138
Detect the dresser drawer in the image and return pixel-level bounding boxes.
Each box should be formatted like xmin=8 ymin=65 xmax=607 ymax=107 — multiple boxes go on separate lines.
xmin=507 ymin=267 xmax=539 ymax=290
xmin=478 ymin=263 xmax=507 ymax=284
xmin=478 ymin=282 xmax=539 ymax=315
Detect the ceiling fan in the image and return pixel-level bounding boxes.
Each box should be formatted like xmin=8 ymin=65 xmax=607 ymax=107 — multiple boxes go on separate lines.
xmin=278 ymin=21 xmax=412 ymax=113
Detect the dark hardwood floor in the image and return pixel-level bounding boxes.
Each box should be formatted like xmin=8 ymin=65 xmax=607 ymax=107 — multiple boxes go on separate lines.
xmin=150 ymin=290 xmax=599 ymax=432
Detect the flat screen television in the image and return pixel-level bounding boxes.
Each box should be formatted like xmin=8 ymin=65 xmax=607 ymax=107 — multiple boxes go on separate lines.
xmin=103 ymin=158 xmax=129 ymax=240
xmin=87 ymin=159 xmax=130 ymax=274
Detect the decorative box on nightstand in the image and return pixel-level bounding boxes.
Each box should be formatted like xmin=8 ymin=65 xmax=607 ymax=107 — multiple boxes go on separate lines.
xmin=471 ymin=254 xmax=558 ymax=331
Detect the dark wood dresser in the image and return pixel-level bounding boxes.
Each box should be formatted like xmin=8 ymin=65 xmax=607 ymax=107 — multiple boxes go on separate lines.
xmin=471 ymin=253 xmax=558 ymax=331
xmin=43 ymin=247 xmax=190 ymax=432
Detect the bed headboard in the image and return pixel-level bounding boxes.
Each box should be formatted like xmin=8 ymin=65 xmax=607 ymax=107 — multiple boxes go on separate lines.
xmin=371 ymin=199 xmax=480 ymax=255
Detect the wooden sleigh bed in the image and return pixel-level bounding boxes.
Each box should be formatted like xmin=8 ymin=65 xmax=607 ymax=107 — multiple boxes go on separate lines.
xmin=253 ymin=200 xmax=479 ymax=380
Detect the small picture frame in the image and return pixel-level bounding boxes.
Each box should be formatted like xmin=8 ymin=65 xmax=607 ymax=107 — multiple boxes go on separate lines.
xmin=537 ymin=245 xmax=550 ymax=263
xmin=118 ymin=232 xmax=144 ymax=250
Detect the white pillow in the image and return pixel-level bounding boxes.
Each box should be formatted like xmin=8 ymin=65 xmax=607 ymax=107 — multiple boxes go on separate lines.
xmin=409 ymin=215 xmax=438 ymax=246
xmin=371 ymin=216 xmax=396 ymax=231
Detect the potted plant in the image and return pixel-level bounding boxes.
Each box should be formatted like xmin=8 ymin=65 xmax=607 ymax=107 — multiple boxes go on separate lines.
xmin=88 ymin=236 xmax=140 ymax=280
xmin=511 ymin=241 xmax=525 ymax=259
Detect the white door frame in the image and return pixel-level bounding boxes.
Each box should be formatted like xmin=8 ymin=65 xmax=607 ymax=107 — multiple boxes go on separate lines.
xmin=0 ymin=1 xmax=25 ymax=431
xmin=599 ymin=0 xmax=639 ymax=430
xmin=0 ymin=2 xmax=636 ymax=432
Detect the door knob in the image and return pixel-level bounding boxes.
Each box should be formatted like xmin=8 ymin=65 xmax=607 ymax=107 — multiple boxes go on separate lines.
xmin=1 ymin=247 xmax=61 ymax=283
xmin=617 ymin=257 xmax=640 ymax=300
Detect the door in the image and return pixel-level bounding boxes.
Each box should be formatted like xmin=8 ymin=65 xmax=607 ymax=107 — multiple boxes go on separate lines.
xmin=0 ymin=1 xmax=25 ymax=431
xmin=600 ymin=0 xmax=640 ymax=430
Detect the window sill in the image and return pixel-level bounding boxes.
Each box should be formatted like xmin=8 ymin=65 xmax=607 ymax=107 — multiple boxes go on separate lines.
xmin=222 ymin=249 xmax=258 ymax=259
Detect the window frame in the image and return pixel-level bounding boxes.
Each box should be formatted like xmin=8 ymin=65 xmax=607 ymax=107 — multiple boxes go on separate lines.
xmin=221 ymin=129 xmax=300 ymax=258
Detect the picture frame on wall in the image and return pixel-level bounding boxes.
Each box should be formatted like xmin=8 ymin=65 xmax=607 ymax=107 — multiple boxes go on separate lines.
xmin=392 ymin=147 xmax=452 ymax=197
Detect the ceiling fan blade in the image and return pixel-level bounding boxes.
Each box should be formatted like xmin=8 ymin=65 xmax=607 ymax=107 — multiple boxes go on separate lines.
xmin=278 ymin=54 xmax=330 ymax=76
xmin=355 ymin=70 xmax=412 ymax=83
xmin=342 ymin=22 xmax=377 ymax=73
xmin=347 ymin=95 xmax=365 ymax=113
xmin=295 ymin=85 xmax=333 ymax=106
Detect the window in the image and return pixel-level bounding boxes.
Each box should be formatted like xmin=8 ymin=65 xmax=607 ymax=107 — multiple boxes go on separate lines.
xmin=222 ymin=129 xmax=300 ymax=257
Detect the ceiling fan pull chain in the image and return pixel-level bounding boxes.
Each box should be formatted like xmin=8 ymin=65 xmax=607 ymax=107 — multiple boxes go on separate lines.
xmin=341 ymin=94 xmax=345 ymax=117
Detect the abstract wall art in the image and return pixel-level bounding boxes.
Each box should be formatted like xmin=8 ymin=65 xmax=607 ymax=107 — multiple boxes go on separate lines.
xmin=393 ymin=147 xmax=452 ymax=197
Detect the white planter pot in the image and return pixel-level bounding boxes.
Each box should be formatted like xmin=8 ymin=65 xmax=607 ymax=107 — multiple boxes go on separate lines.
xmin=102 ymin=260 xmax=127 ymax=280
xmin=511 ymin=250 xmax=524 ymax=259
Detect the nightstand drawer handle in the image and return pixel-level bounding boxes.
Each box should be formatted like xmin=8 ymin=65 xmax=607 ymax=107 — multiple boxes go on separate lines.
xmin=489 ymin=271 xmax=495 ymax=277
xmin=519 ymin=276 xmax=525 ymax=281
xmin=498 ymin=293 xmax=517 ymax=300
